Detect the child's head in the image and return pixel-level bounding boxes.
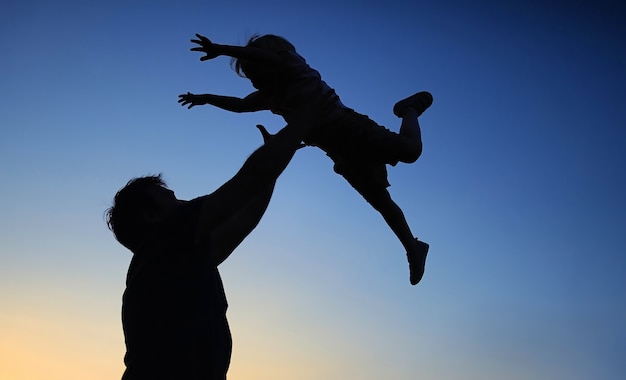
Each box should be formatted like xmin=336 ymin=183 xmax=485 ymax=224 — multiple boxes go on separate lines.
xmin=232 ymin=34 xmax=296 ymax=78
xmin=246 ymin=34 xmax=296 ymax=52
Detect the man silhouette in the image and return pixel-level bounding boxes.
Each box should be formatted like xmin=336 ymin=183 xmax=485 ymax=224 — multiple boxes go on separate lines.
xmin=106 ymin=120 xmax=312 ymax=380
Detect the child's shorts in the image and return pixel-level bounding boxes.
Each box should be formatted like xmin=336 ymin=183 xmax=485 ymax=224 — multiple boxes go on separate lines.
xmin=307 ymin=108 xmax=422 ymax=167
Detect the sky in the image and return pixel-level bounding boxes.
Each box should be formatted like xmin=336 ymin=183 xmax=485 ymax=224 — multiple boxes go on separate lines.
xmin=1 ymin=0 xmax=625 ymax=379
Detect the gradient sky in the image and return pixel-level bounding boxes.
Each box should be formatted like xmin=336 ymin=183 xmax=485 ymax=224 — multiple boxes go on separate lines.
xmin=1 ymin=1 xmax=625 ymax=379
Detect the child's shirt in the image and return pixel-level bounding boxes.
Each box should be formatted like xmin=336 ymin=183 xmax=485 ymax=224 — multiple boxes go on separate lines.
xmin=247 ymin=50 xmax=347 ymax=122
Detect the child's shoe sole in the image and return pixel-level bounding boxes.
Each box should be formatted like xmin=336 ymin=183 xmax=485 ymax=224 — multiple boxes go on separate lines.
xmin=393 ymin=91 xmax=433 ymax=118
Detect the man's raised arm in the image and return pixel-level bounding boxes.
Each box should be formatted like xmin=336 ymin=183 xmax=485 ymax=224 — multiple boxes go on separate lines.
xmin=195 ymin=119 xmax=313 ymax=261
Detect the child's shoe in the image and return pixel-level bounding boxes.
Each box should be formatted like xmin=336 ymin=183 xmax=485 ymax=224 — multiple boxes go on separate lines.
xmin=407 ymin=239 xmax=429 ymax=285
xmin=393 ymin=91 xmax=433 ymax=118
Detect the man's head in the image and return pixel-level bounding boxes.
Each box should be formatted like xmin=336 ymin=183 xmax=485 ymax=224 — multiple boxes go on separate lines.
xmin=106 ymin=174 xmax=178 ymax=252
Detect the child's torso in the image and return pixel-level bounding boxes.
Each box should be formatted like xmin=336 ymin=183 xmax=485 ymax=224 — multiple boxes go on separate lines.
xmin=247 ymin=51 xmax=346 ymax=121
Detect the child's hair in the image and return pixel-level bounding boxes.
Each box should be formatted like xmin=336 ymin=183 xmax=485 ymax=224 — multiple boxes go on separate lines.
xmin=231 ymin=34 xmax=296 ymax=77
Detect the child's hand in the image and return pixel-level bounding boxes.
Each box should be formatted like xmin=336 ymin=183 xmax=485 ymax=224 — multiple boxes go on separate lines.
xmin=190 ymin=34 xmax=219 ymax=61
xmin=178 ymin=92 xmax=206 ymax=109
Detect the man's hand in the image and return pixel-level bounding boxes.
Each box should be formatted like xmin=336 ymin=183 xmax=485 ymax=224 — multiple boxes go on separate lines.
xmin=256 ymin=124 xmax=306 ymax=149
xmin=190 ymin=34 xmax=219 ymax=61
xmin=256 ymin=125 xmax=274 ymax=144
xmin=178 ymin=92 xmax=207 ymax=109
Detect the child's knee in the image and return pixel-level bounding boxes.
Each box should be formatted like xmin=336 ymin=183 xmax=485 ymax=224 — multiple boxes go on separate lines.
xmin=363 ymin=191 xmax=393 ymax=211
xmin=401 ymin=141 xmax=423 ymax=163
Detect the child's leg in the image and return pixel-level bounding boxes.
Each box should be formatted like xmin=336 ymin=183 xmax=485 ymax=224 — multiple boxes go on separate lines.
xmin=339 ymin=165 xmax=428 ymax=285
xmin=361 ymin=186 xmax=417 ymax=248
xmin=363 ymin=187 xmax=429 ymax=286
xmin=374 ymin=191 xmax=418 ymax=250
xmin=397 ymin=109 xmax=424 ymax=163
xmin=399 ymin=108 xmax=423 ymax=141
xmin=392 ymin=91 xmax=433 ymax=163
xmin=370 ymin=91 xmax=433 ymax=165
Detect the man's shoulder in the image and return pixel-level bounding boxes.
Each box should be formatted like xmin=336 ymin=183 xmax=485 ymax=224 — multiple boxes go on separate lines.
xmin=137 ymin=197 xmax=207 ymax=251
xmin=168 ymin=197 xmax=205 ymax=220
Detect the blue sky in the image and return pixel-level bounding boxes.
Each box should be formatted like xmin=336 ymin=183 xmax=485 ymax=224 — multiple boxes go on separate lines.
xmin=1 ymin=1 xmax=625 ymax=379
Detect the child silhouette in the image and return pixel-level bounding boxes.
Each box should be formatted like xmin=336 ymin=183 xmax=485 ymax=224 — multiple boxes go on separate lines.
xmin=179 ymin=33 xmax=433 ymax=285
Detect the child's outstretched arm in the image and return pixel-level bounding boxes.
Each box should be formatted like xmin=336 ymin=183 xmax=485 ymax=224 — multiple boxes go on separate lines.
xmin=178 ymin=91 xmax=271 ymax=112
xmin=190 ymin=34 xmax=282 ymax=65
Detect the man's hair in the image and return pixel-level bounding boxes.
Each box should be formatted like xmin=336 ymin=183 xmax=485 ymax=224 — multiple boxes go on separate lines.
xmin=106 ymin=174 xmax=167 ymax=252
xmin=231 ymin=34 xmax=296 ymax=77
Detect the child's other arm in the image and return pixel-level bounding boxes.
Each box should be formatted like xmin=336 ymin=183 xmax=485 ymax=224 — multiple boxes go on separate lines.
xmin=178 ymin=91 xmax=271 ymax=112
xmin=190 ymin=34 xmax=282 ymax=65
